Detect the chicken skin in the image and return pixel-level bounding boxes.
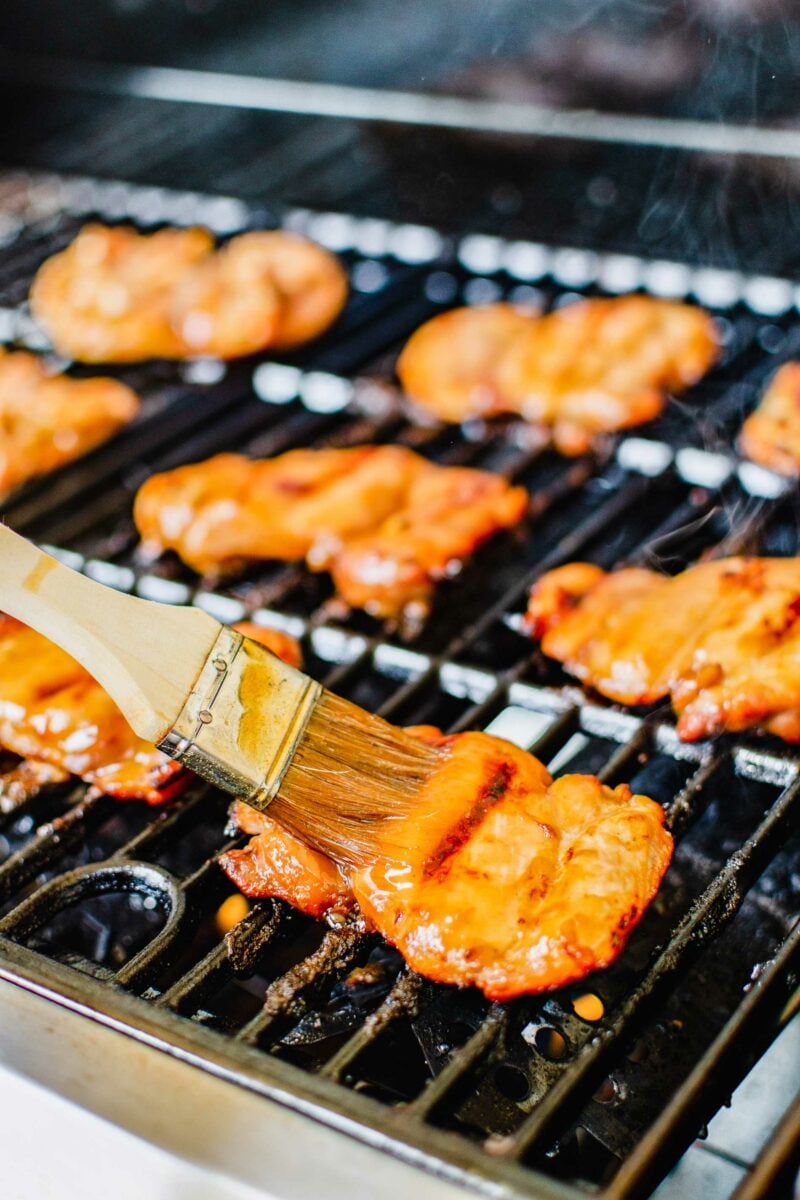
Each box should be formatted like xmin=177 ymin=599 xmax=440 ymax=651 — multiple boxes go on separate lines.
xmin=739 ymin=362 xmax=800 ymax=477
xmin=30 ymin=224 xmax=212 ymax=361
xmin=222 ymin=728 xmax=672 ymax=999
xmin=221 ymin=799 xmax=354 ymax=920
xmin=0 ymin=349 xmax=139 ymax=497
xmin=395 ymin=303 xmax=541 ymax=423
xmin=0 ymin=617 xmax=300 ymax=803
xmin=398 ymin=296 xmax=719 ymax=455
xmin=133 ymin=446 xmax=528 ymax=621
xmin=526 ymin=557 xmax=800 ymax=741
xmin=30 ymin=224 xmax=347 ymax=362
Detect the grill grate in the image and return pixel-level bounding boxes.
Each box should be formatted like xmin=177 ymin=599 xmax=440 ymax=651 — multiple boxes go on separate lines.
xmin=0 ymin=172 xmax=798 ymax=1199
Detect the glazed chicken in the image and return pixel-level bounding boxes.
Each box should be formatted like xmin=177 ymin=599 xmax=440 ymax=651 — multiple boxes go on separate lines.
xmin=30 ymin=224 xmax=347 ymax=362
xmin=0 ymin=349 xmax=139 ymax=497
xmin=0 ymin=617 xmax=300 ymax=803
xmin=30 ymin=225 xmax=211 ymax=361
xmin=222 ymin=727 xmax=672 ymax=999
xmin=526 ymin=557 xmax=800 ymax=741
xmin=739 ymin=362 xmax=800 ymax=477
xmin=397 ymin=296 xmax=719 ymax=455
xmin=133 ymin=445 xmax=528 ymax=621
xmin=222 ymin=798 xmax=355 ymax=920
xmin=395 ymin=303 xmax=541 ymax=423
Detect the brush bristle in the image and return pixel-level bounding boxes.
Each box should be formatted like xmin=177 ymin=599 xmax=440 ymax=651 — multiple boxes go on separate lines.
xmin=269 ymin=690 xmax=443 ymax=865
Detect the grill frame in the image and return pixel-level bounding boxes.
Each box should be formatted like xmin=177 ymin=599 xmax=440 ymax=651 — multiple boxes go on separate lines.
xmin=0 ymin=170 xmax=798 ymax=1200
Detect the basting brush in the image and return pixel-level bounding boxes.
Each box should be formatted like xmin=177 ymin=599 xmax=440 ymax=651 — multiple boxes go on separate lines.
xmin=0 ymin=525 xmax=442 ymax=864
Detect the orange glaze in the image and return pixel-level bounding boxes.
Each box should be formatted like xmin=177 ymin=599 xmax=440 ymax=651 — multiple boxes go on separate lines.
xmin=134 ymin=447 xmax=416 ymax=573
xmin=0 ymin=617 xmax=301 ymax=802
xmin=216 ymin=231 xmax=348 ymax=350
xmin=398 ymin=296 xmax=719 ymax=455
xmin=330 ymin=463 xmax=529 ymax=619
xmin=221 ymin=798 xmax=353 ymax=919
xmin=396 ymin=303 xmax=541 ymax=422
xmin=169 ymin=231 xmax=347 ymax=357
xmin=0 ymin=349 xmax=139 ymax=497
xmin=527 ymin=557 xmax=800 ymax=741
xmin=220 ymin=724 xmax=442 ymax=918
xmin=133 ymin=445 xmax=528 ymax=621
xmin=30 ymin=224 xmax=212 ymax=362
xmin=31 ymin=224 xmax=347 ymax=363
xmin=739 ymin=362 xmax=800 ymax=477
xmin=222 ymin=727 xmax=671 ymax=998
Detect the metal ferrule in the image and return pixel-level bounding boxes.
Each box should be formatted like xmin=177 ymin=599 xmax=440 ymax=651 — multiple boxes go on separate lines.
xmin=158 ymin=625 xmax=322 ymax=810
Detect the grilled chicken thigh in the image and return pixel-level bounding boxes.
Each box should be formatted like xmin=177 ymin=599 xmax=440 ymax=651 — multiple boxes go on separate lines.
xmin=395 ymin=302 xmax=541 ymax=422
xmin=0 ymin=349 xmax=139 ymax=496
xmin=222 ymin=726 xmax=671 ymax=999
xmin=31 ymin=224 xmax=212 ymax=361
xmin=739 ymin=362 xmax=800 ymax=476
xmin=133 ymin=446 xmax=528 ymax=620
xmin=170 ymin=230 xmax=348 ymax=355
xmin=526 ymin=558 xmax=800 ymax=741
xmin=398 ymin=296 xmax=719 ymax=454
xmin=222 ymin=799 xmax=354 ymax=920
xmin=31 ymin=223 xmax=347 ymax=362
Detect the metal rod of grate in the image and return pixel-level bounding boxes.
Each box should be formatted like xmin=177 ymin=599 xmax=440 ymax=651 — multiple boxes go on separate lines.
xmin=10 ymin=52 xmax=800 ymax=160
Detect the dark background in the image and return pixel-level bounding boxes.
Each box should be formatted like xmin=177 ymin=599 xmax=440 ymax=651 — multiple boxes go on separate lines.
xmin=3 ymin=0 xmax=800 ymax=268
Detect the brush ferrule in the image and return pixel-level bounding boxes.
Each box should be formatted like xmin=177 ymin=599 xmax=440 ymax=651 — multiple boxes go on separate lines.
xmin=157 ymin=626 xmax=322 ymax=809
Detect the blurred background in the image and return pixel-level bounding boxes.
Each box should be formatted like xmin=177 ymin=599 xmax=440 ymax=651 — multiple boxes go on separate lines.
xmin=3 ymin=0 xmax=800 ymax=270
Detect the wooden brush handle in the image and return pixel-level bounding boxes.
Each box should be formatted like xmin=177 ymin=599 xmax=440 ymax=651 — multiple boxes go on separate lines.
xmin=0 ymin=525 xmax=221 ymax=742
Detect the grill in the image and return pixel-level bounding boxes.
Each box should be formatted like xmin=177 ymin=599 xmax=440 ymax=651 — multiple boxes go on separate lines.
xmin=0 ymin=170 xmax=798 ymax=1200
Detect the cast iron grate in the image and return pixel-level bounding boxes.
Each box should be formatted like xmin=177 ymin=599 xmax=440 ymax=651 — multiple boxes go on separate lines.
xmin=0 ymin=173 xmax=797 ymax=1199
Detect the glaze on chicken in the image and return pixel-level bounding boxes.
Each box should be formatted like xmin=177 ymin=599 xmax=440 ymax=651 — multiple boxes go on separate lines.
xmin=0 ymin=617 xmax=300 ymax=803
xmin=398 ymin=296 xmax=719 ymax=455
xmin=133 ymin=446 xmax=528 ymax=621
xmin=222 ymin=799 xmax=354 ymax=920
xmin=30 ymin=224 xmax=347 ymax=362
xmin=739 ymin=362 xmax=800 ymax=477
xmin=0 ymin=349 xmax=139 ymax=496
xmin=169 ymin=230 xmax=348 ymax=356
xmin=527 ymin=558 xmax=800 ymax=741
xmin=222 ymin=727 xmax=672 ymax=999
xmin=395 ymin=303 xmax=541 ymax=423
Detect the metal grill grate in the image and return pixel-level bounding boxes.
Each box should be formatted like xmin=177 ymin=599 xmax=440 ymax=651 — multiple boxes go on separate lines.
xmin=0 ymin=172 xmax=797 ymax=1200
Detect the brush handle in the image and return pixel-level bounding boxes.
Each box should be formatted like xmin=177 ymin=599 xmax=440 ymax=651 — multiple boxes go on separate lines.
xmin=0 ymin=524 xmax=221 ymax=742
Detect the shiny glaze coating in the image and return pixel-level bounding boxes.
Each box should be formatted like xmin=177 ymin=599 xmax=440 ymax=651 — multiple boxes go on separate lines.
xmin=31 ymin=224 xmax=347 ymax=362
xmin=223 ymin=728 xmax=671 ymax=998
xmin=396 ymin=303 xmax=540 ymax=422
xmin=527 ymin=557 xmax=800 ymax=740
xmin=0 ymin=349 xmax=139 ymax=497
xmin=398 ymin=296 xmax=719 ymax=455
xmin=133 ymin=445 xmax=528 ymax=621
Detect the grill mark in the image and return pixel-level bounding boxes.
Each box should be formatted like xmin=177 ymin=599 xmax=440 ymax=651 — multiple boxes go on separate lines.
xmin=422 ymin=761 xmax=515 ymax=880
xmin=766 ymin=593 xmax=800 ymax=640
